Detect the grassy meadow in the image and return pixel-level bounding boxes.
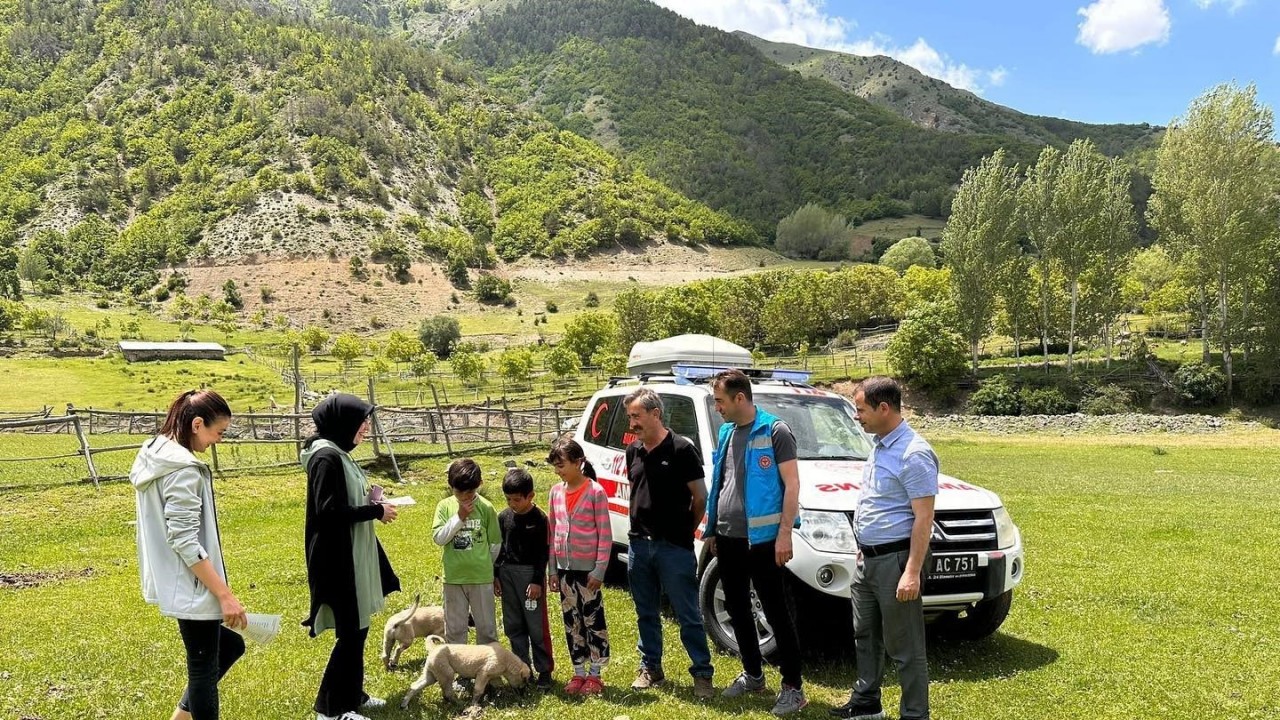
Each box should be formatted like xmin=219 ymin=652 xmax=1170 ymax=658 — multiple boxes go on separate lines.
xmin=2 ymin=433 xmax=1279 ymax=719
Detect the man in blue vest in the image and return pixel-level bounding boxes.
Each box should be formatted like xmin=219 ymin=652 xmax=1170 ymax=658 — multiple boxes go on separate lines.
xmin=704 ymin=369 xmax=805 ymax=716
xmin=831 ymin=376 xmax=937 ymax=720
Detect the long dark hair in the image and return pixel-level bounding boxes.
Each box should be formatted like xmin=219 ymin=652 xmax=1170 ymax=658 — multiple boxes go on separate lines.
xmin=160 ymin=390 xmax=232 ymax=450
xmin=546 ymin=436 xmax=597 ymax=481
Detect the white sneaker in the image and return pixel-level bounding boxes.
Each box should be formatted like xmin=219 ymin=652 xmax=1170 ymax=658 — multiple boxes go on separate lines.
xmin=316 ymin=713 xmax=372 ymax=720
xmin=360 ymin=696 xmax=387 ymax=710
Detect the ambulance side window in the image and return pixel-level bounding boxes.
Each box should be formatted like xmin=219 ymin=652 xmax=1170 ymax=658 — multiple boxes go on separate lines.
xmin=583 ymin=397 xmax=616 ymax=448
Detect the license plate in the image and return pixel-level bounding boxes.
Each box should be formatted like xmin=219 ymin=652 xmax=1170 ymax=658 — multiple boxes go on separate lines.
xmin=931 ymin=554 xmax=978 ymax=578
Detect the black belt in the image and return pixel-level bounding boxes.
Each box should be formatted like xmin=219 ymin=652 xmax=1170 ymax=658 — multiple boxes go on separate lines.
xmin=858 ymin=538 xmax=912 ymax=557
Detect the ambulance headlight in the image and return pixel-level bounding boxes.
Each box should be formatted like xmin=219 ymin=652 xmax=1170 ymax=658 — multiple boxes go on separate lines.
xmin=795 ymin=510 xmax=858 ymax=554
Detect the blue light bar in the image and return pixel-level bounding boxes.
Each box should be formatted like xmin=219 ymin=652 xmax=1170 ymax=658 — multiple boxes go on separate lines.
xmin=670 ymin=364 xmax=812 ymax=385
xmin=769 ymin=369 xmax=813 ymax=384
xmin=671 ymin=364 xmax=725 ymax=385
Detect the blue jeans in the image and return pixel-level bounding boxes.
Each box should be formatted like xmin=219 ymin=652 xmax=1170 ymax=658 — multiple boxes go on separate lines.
xmin=627 ymin=536 xmax=713 ymax=679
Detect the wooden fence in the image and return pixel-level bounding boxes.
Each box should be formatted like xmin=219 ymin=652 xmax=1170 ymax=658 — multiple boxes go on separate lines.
xmin=0 ymin=389 xmax=584 ymax=490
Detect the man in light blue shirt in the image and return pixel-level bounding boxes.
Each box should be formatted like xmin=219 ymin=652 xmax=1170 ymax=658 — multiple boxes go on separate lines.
xmin=832 ymin=376 xmax=937 ymax=720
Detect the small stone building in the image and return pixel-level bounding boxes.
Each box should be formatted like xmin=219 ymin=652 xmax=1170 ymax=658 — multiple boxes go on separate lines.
xmin=118 ymin=341 xmax=226 ymax=362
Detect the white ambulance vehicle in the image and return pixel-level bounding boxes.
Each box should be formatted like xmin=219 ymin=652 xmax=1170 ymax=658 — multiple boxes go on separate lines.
xmin=573 ymin=336 xmax=1024 ymax=655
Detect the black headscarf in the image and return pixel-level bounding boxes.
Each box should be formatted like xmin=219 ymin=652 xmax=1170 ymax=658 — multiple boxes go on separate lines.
xmin=307 ymin=394 xmax=373 ymax=452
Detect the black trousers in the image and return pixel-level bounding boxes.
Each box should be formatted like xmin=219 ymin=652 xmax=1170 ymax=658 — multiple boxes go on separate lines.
xmin=716 ymin=536 xmax=803 ymax=688
xmin=315 ymin=625 xmax=370 ymax=715
xmin=176 ymin=619 xmax=245 ymax=719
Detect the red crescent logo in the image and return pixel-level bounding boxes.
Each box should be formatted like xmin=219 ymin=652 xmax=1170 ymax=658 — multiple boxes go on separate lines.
xmin=590 ymin=401 xmax=609 ymax=439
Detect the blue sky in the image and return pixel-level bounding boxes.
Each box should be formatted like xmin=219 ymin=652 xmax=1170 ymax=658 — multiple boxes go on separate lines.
xmin=650 ymin=0 xmax=1279 ymax=126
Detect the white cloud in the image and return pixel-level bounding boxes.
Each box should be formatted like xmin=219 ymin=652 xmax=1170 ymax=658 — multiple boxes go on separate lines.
xmin=1193 ymin=0 xmax=1247 ymax=11
xmin=1076 ymin=0 xmax=1171 ymax=54
xmin=650 ymin=0 xmax=852 ymax=48
xmin=651 ymin=0 xmax=1007 ymax=94
xmin=1274 ymin=34 xmax=1280 ymax=55
xmin=848 ymin=35 xmax=1005 ymax=93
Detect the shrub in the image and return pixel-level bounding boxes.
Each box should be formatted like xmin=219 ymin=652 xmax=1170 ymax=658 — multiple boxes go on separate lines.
xmin=1019 ymin=386 xmax=1075 ymax=415
xmin=474 ymin=273 xmax=513 ymax=304
xmin=1173 ymin=362 xmax=1226 ymax=407
xmin=418 ymin=315 xmax=461 ymax=358
xmin=259 ymin=286 xmax=274 ymax=303
xmin=886 ymin=301 xmax=967 ymax=389
xmin=95 ymin=299 xmax=110 ymax=309
xmin=967 ymin=375 xmax=1020 ymax=416
xmin=584 ymin=291 xmax=600 ymax=308
xmin=545 ymin=301 xmax=558 ymax=313
xmin=222 ymin=280 xmax=243 ymax=310
xmin=1080 ymin=384 xmax=1133 ymax=415
xmin=153 ymin=286 xmax=170 ymax=302
xmin=878 ymin=236 xmax=936 ymax=274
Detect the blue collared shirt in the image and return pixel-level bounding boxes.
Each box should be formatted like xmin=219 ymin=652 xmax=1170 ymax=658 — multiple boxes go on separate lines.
xmin=854 ymin=420 xmax=939 ymax=546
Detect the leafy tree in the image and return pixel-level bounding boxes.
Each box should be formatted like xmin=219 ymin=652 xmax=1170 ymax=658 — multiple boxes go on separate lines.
xmin=497 ymin=346 xmax=536 ymax=386
xmin=17 ymin=246 xmax=49 ymax=283
xmin=901 ymin=266 xmax=952 ymax=315
xmin=419 ymin=315 xmax=462 ymax=358
xmin=222 ymin=280 xmax=244 ymax=310
xmin=562 ymin=311 xmax=620 ymax=364
xmin=473 ymin=273 xmax=514 ymax=304
xmin=879 ymin=236 xmax=936 ymax=274
xmin=451 ymin=349 xmax=486 ymax=386
xmin=0 ymin=246 xmax=21 ymax=299
xmin=0 ymin=299 xmax=23 ymax=332
xmin=367 ymin=355 xmax=393 ymax=378
xmin=942 ymin=149 xmax=1021 ymax=372
xmin=886 ymin=301 xmax=967 ymax=389
xmin=614 ymin=288 xmax=658 ymax=350
xmin=332 ymin=333 xmax=365 ymax=371
xmin=301 ymin=326 xmax=331 ymax=352
xmin=409 ymin=352 xmax=438 ymax=379
xmin=384 ymin=330 xmax=425 ymax=365
xmin=545 ymin=344 xmax=581 ymax=380
xmin=775 ymin=204 xmax=850 ymax=260
xmin=1149 ymin=83 xmax=1279 ymax=397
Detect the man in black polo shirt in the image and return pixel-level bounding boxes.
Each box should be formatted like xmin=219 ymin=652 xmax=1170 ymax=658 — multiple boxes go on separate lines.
xmin=623 ymin=387 xmax=715 ymax=700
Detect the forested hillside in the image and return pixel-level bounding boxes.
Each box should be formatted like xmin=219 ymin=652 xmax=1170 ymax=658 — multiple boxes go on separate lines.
xmin=736 ymin=31 xmax=1162 ymax=156
xmin=451 ymin=0 xmax=1042 ymax=234
xmin=0 ymin=0 xmax=752 ymax=295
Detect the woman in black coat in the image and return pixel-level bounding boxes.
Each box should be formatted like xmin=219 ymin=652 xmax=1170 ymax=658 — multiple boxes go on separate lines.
xmin=301 ymin=394 xmax=401 ymax=720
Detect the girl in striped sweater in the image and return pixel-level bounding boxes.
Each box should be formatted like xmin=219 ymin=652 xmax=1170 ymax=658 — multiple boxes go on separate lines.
xmin=546 ymin=437 xmax=612 ymax=695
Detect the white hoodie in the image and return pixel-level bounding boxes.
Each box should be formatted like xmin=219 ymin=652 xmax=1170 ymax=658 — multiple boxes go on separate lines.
xmin=130 ymin=435 xmax=226 ymax=620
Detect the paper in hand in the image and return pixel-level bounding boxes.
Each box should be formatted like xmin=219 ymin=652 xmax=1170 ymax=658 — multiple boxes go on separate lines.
xmin=383 ymin=495 xmax=416 ymax=507
xmin=226 ymin=613 xmax=282 ymax=644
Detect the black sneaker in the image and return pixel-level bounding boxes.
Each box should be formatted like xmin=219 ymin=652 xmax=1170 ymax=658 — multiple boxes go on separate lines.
xmin=536 ymin=671 xmax=554 ymax=690
xmin=829 ymin=696 xmax=885 ymax=720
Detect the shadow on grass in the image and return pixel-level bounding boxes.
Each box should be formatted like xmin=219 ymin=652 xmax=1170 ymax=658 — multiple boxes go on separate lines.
xmin=800 ymin=632 xmax=1059 ymax=687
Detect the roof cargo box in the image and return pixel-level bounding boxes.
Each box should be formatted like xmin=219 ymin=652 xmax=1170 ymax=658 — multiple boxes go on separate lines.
xmin=626 ymin=334 xmax=752 ymax=375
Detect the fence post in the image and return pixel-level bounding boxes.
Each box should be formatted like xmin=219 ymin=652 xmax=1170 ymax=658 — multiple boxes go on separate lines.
xmin=484 ymin=396 xmax=492 ymax=442
xmin=247 ymin=408 xmax=258 ymax=440
xmin=368 ymin=397 xmax=402 ymax=483
xmin=70 ymin=414 xmax=100 ymax=489
xmin=367 ymin=377 xmax=383 ymax=458
xmin=210 ymin=443 xmax=220 ymax=474
xmin=553 ymin=403 xmax=562 ymax=438
xmin=293 ymin=344 xmax=303 ymax=454
xmin=501 ymin=395 xmax=517 ymax=447
xmin=430 ymin=383 xmax=453 ymax=456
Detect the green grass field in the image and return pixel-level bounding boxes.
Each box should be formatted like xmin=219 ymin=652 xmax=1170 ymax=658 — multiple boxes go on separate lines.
xmin=3 ymin=433 xmax=1279 ymax=719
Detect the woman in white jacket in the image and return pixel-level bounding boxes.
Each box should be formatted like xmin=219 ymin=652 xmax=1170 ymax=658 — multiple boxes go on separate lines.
xmin=132 ymin=390 xmax=246 ymax=720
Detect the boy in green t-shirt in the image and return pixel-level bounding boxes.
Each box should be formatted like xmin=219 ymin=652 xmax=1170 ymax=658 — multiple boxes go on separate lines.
xmin=432 ymin=458 xmax=502 ymax=644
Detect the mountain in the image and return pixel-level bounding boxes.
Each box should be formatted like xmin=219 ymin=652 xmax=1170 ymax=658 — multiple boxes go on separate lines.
xmin=0 ymin=0 xmax=751 ymax=294
xmin=448 ymin=0 xmax=1157 ymax=235
xmin=735 ymin=32 xmax=1162 ymax=157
